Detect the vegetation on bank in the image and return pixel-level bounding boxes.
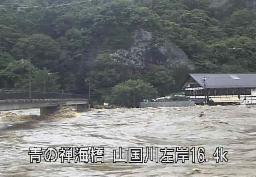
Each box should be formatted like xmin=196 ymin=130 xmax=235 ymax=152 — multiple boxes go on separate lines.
xmin=0 ymin=0 xmax=256 ymax=107
xmin=108 ymin=79 xmax=158 ymax=107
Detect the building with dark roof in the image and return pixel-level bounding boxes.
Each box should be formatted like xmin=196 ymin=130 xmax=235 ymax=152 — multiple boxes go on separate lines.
xmin=183 ymin=74 xmax=256 ymax=105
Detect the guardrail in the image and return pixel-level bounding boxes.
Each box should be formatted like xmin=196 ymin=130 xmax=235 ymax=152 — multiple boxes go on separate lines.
xmin=0 ymin=90 xmax=87 ymax=100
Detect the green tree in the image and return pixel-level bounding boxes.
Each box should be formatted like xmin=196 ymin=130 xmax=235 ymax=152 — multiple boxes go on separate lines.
xmin=0 ymin=52 xmax=15 ymax=70
xmin=0 ymin=59 xmax=60 ymax=91
xmin=182 ymin=0 xmax=210 ymax=10
xmin=109 ymin=79 xmax=158 ymax=107
xmin=0 ymin=59 xmax=33 ymax=89
xmin=225 ymin=9 xmax=256 ymax=37
xmin=209 ymin=36 xmax=256 ymax=71
xmin=144 ymin=65 xmax=175 ymax=96
xmin=12 ymin=34 xmax=61 ymax=69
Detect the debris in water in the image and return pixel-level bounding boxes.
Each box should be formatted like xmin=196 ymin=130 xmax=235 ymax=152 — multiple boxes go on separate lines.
xmin=199 ymin=111 xmax=205 ymax=117
xmin=191 ymin=168 xmax=202 ymax=174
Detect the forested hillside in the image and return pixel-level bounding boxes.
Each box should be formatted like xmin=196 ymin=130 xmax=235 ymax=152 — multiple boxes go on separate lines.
xmin=1 ymin=0 xmax=256 ymax=104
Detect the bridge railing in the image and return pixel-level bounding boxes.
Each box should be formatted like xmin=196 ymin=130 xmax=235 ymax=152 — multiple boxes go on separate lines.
xmin=0 ymin=90 xmax=87 ymax=100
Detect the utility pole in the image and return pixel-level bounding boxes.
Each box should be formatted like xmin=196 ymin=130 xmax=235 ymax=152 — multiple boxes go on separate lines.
xmin=28 ymin=59 xmax=32 ymax=99
xmin=203 ymin=76 xmax=207 ymax=105
xmin=85 ymin=79 xmax=91 ymax=109
xmin=43 ymin=79 xmax=46 ymax=93
xmin=43 ymin=68 xmax=47 ymax=93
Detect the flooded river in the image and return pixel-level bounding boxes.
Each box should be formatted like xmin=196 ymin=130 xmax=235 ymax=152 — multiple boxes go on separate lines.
xmin=0 ymin=106 xmax=255 ymax=177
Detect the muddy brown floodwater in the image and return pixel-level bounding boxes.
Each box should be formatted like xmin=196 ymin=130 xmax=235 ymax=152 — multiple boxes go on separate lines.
xmin=0 ymin=106 xmax=255 ymax=177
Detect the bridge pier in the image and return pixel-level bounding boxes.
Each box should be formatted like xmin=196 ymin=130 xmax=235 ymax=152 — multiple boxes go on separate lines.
xmin=76 ymin=104 xmax=88 ymax=112
xmin=40 ymin=106 xmax=60 ymax=116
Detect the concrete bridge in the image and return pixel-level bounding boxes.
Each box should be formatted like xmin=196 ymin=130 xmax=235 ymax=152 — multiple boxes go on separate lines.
xmin=0 ymin=90 xmax=88 ymax=116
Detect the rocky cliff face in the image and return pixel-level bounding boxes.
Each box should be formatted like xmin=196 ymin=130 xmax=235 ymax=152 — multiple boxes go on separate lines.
xmin=110 ymin=29 xmax=152 ymax=68
xmin=110 ymin=29 xmax=194 ymax=69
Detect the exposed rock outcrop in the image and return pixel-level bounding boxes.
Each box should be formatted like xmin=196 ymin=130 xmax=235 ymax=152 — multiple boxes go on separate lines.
xmin=110 ymin=29 xmax=152 ymax=68
xmin=110 ymin=29 xmax=194 ymax=69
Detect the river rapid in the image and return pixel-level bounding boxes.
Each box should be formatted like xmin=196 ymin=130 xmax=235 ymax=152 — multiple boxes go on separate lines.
xmin=0 ymin=106 xmax=255 ymax=177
